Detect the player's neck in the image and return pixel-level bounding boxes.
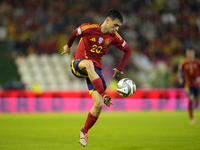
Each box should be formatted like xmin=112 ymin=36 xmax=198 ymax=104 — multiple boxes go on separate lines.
xmin=100 ymin=23 xmax=108 ymax=33
xmin=187 ymin=58 xmax=194 ymax=62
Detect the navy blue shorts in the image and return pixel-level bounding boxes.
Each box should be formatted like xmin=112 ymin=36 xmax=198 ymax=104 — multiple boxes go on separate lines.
xmin=70 ymin=59 xmax=107 ymax=94
xmin=185 ymin=86 xmax=200 ymax=97
xmin=189 ymin=87 xmax=200 ymax=97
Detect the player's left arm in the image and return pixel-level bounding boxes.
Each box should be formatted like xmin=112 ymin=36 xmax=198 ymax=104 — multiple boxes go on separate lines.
xmin=112 ymin=45 xmax=132 ymax=78
xmin=196 ymin=59 xmax=200 ymax=84
xmin=112 ymin=32 xmax=132 ymax=78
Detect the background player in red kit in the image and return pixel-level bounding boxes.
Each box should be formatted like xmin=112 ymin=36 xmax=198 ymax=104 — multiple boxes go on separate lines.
xmin=177 ymin=48 xmax=200 ymax=124
xmin=61 ymin=9 xmax=132 ymax=146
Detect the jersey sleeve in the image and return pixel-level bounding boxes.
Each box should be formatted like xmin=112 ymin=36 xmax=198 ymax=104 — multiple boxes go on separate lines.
xmin=197 ymin=59 xmax=200 ymax=75
xmin=75 ymin=24 xmax=86 ymax=36
xmin=112 ymin=32 xmax=128 ymax=51
xmin=197 ymin=59 xmax=200 ymax=67
xmin=75 ymin=23 xmax=98 ymax=37
xmin=116 ymin=45 xmax=132 ymax=71
xmin=67 ymin=23 xmax=93 ymax=47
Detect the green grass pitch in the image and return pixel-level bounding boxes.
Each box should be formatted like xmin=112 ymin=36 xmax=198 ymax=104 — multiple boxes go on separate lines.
xmin=0 ymin=111 xmax=199 ymax=150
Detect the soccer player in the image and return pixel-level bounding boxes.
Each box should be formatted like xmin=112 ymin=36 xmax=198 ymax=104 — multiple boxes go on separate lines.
xmin=177 ymin=48 xmax=200 ymax=124
xmin=61 ymin=9 xmax=132 ymax=146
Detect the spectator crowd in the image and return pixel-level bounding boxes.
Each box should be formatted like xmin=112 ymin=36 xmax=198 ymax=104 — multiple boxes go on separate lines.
xmin=1 ymin=0 xmax=200 ymax=89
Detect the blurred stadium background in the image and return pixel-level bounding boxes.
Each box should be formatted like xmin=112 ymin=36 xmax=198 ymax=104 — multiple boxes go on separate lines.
xmin=1 ymin=1 xmax=200 ymax=150
xmin=1 ymin=0 xmax=200 ymax=91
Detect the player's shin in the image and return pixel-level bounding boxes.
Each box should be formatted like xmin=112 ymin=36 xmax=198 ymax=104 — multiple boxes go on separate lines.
xmin=91 ymin=77 xmax=112 ymax=107
xmin=82 ymin=112 xmax=99 ymax=134
xmin=194 ymin=97 xmax=200 ymax=108
xmin=188 ymin=100 xmax=194 ymax=120
xmin=91 ymin=78 xmax=106 ymax=98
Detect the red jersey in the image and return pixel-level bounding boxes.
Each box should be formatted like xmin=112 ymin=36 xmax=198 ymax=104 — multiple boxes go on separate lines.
xmin=72 ymin=23 xmax=128 ymax=70
xmin=179 ymin=58 xmax=200 ymax=87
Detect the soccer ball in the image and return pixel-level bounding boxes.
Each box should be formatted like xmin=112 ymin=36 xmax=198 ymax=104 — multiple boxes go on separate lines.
xmin=117 ymin=78 xmax=136 ymax=97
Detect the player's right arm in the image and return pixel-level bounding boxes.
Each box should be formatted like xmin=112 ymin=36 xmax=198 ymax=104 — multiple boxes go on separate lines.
xmin=61 ymin=30 xmax=77 ymax=55
xmin=177 ymin=61 xmax=184 ymax=85
xmin=61 ymin=44 xmax=71 ymax=55
xmin=61 ymin=24 xmax=88 ymax=55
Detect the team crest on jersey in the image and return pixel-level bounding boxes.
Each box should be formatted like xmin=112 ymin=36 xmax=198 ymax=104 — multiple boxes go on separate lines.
xmin=104 ymin=38 xmax=111 ymax=47
xmin=99 ymin=37 xmax=103 ymax=44
xmin=189 ymin=63 xmax=193 ymax=69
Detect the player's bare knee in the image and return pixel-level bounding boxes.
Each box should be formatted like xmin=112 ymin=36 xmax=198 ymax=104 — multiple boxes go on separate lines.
xmin=94 ymin=101 xmax=104 ymax=109
xmin=84 ymin=60 xmax=94 ymax=71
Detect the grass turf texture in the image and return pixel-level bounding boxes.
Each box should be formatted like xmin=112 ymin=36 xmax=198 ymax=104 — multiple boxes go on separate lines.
xmin=0 ymin=111 xmax=199 ymax=150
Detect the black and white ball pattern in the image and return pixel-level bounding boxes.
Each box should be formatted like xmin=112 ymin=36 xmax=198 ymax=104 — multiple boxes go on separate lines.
xmin=117 ymin=78 xmax=136 ymax=97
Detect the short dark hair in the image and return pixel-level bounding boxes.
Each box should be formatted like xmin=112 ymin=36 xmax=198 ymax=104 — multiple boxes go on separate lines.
xmin=106 ymin=9 xmax=123 ymax=23
xmin=186 ymin=47 xmax=195 ymax=52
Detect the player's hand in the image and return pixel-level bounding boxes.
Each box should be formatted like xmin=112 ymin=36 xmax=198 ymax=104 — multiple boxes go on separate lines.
xmin=178 ymin=78 xmax=183 ymax=85
xmin=112 ymin=68 xmax=123 ymax=78
xmin=196 ymin=77 xmax=200 ymax=84
xmin=61 ymin=44 xmax=71 ymax=55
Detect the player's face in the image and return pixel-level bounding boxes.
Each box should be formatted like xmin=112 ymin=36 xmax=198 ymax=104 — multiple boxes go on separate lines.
xmin=186 ymin=49 xmax=195 ymax=60
xmin=106 ymin=18 xmax=122 ymax=34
